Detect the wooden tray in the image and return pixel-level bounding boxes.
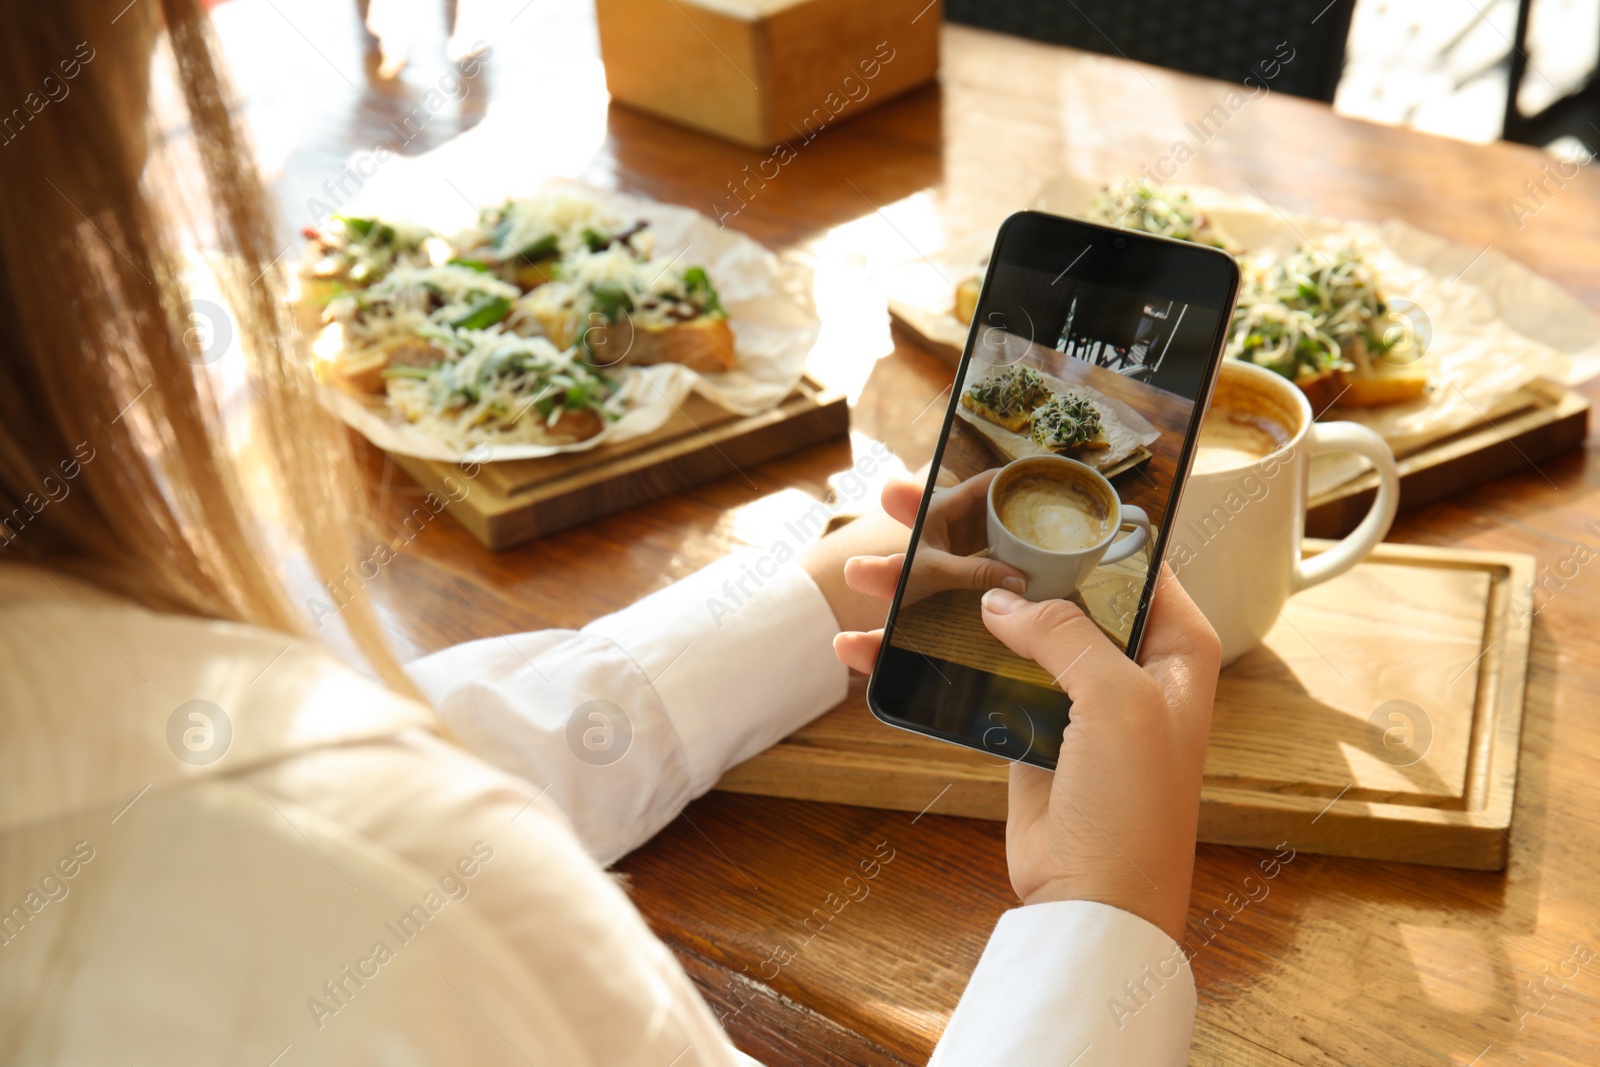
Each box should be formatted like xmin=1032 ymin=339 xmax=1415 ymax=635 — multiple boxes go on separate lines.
xmin=393 ymin=376 xmax=848 ymax=549
xmin=1306 ymin=376 xmax=1589 ymax=537
xmin=716 ymin=540 xmax=1535 ymax=870
xmin=887 ymin=298 xmax=970 ymax=366
xmin=889 ymin=304 xmax=1591 ymax=539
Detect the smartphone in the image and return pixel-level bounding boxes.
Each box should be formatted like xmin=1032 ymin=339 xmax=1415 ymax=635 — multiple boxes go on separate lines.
xmin=867 ymin=211 xmax=1239 ymax=769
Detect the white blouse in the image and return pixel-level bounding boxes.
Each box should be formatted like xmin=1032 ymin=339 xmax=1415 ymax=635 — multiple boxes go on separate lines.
xmin=0 ymin=555 xmax=1194 ymax=1065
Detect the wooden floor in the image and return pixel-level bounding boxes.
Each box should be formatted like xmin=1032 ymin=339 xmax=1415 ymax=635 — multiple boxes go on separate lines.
xmin=215 ymin=0 xmax=1600 ymax=1062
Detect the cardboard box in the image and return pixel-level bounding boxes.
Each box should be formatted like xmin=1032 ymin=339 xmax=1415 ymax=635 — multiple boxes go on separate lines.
xmin=596 ymin=0 xmax=941 ymax=148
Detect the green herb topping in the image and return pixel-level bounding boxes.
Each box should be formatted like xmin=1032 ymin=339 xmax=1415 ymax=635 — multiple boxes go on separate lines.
xmin=965 ymin=366 xmax=1051 ymax=417
xmin=1084 ymin=179 xmax=1236 ymax=251
xmin=1030 ymin=392 xmax=1103 ymax=451
xmin=1227 ymin=245 xmax=1389 ymax=381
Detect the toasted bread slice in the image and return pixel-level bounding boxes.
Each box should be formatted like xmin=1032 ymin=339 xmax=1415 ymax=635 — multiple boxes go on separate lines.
xmin=1291 ymin=367 xmax=1347 ymax=414
xmin=585 ymin=316 xmax=737 ymax=374
xmin=1043 ymin=429 xmax=1111 ymax=454
xmin=960 ymin=391 xmax=1033 ymax=433
xmin=527 ymin=306 xmax=580 ymax=349
xmin=332 ymin=335 xmax=448 ymax=396
xmin=1074 ymin=430 xmax=1111 ymax=453
xmin=955 ymin=275 xmax=981 ymax=322
xmin=511 ymin=405 xmax=604 ymax=444
xmin=512 ymin=257 xmax=560 ymax=292
xmin=301 ymin=275 xmax=348 ymax=308
xmin=1337 ymin=362 xmax=1428 ymax=407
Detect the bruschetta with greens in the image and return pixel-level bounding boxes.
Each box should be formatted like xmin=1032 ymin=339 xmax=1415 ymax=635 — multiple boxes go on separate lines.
xmin=383 ymin=330 xmax=618 ymax=446
xmin=1228 ymin=245 xmax=1427 ymax=409
xmin=517 ymin=247 xmax=735 ymax=374
xmin=301 ymin=216 xmax=438 ymax=304
xmin=454 ymin=193 xmax=652 ymax=292
xmin=323 ymin=264 xmax=521 ymax=395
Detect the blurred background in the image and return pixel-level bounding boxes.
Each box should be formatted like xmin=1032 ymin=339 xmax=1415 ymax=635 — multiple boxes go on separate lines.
xmin=202 ymin=0 xmax=1600 ymax=212
xmin=187 ymin=0 xmax=1600 ymax=273
xmin=943 ymin=0 xmax=1600 ymax=152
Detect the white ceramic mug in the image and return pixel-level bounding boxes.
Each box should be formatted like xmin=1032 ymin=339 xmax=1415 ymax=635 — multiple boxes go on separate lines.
xmin=1171 ymin=360 xmax=1400 ymax=665
xmin=987 ymin=456 xmax=1152 ymax=602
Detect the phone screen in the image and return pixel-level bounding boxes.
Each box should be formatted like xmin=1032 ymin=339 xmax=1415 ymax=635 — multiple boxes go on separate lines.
xmin=868 ymin=211 xmax=1239 ymax=769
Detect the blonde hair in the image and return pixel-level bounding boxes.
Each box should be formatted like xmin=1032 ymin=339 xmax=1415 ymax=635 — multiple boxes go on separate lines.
xmin=0 ymin=0 xmax=411 ymax=691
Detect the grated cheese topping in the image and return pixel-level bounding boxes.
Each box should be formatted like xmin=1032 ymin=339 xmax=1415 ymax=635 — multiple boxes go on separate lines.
xmin=328 ymin=264 xmax=521 ymax=344
xmin=384 ymin=329 xmax=618 ymax=446
xmin=309 ymin=216 xmax=436 ymax=287
xmin=458 ymin=192 xmax=652 ymax=264
xmin=520 ymin=247 xmax=724 ymax=331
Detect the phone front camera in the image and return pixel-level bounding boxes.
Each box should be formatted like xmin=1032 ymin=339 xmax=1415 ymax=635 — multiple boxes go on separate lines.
xmin=1113 ymin=236 xmax=1127 ymax=249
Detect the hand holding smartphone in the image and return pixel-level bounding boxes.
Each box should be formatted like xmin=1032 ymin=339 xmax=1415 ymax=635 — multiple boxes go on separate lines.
xmin=865 ymin=211 xmax=1239 ymax=769
xmin=833 ymin=211 xmax=1234 ymax=940
xmin=835 ymin=540 xmax=1223 ymax=943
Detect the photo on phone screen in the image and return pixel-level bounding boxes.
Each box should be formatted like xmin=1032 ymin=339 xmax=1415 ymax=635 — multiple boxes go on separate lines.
xmin=868 ymin=211 xmax=1239 ymax=769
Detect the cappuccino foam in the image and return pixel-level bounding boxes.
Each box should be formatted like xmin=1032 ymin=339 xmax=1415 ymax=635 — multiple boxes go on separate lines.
xmin=998 ymin=473 xmax=1112 ymax=551
xmin=1193 ymin=417 xmax=1285 ymax=474
xmin=1195 ymin=377 xmax=1298 ymax=474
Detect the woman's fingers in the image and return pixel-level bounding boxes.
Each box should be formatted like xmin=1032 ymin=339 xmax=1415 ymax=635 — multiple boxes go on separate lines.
xmin=882 ymin=468 xmax=1002 ymax=534
xmin=1138 ymin=566 xmax=1220 ymax=669
xmin=1007 ymin=761 xmax=1053 ymax=838
xmin=1134 ymin=566 xmax=1221 ymax=740
xmin=939 ymin=467 xmax=1003 ymax=511
xmin=844 ymin=554 xmax=906 ymax=600
xmin=927 ymin=551 xmax=1027 ymax=595
xmin=979 ymin=590 xmax=1145 ymax=705
xmin=879 ymin=479 xmax=925 ymax=529
xmin=833 ymin=629 xmax=883 ymax=674
xmin=846 ymin=550 xmax=1028 ymax=600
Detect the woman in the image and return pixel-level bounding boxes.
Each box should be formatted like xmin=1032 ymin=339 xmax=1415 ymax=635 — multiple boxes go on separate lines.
xmin=0 ymin=2 xmax=1220 ymax=1064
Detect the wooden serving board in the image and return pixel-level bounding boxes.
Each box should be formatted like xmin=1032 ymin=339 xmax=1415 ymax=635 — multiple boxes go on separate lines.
xmin=717 ymin=539 xmax=1535 ymax=870
xmin=1306 ymin=376 xmax=1589 ymax=537
xmin=393 ymin=376 xmax=848 ymax=549
xmin=887 ymin=297 xmax=970 ymax=366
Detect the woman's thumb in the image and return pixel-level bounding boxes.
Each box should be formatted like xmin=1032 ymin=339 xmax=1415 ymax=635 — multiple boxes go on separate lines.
xmin=979 ymin=589 xmax=1137 ymax=699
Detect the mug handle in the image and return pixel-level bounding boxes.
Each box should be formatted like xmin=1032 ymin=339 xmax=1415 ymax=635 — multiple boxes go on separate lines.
xmin=1101 ymin=505 xmax=1151 ymax=565
xmin=1292 ymin=422 xmax=1400 ymax=593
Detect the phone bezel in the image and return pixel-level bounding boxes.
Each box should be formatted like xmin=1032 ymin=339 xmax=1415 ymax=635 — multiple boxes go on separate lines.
xmin=865 ymin=210 xmax=1241 ymax=770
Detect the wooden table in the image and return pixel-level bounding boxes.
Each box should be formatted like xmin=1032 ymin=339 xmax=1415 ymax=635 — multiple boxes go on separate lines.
xmin=230 ymin=2 xmax=1600 ymax=1062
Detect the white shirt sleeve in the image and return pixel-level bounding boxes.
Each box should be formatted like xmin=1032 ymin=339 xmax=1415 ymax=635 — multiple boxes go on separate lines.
xmin=405 ymin=551 xmax=847 ymax=865
xmin=930 ymin=900 xmax=1196 ymax=1066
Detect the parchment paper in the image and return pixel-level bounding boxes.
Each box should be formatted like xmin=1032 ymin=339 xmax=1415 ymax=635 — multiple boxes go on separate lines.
xmin=1036 ymin=174 xmax=1600 ymax=493
xmin=311 ymin=182 xmax=818 ymax=463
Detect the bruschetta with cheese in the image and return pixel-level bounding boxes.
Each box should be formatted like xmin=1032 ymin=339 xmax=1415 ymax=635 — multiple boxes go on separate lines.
xmin=301 ymin=216 xmax=438 ymax=306
xmin=954 ymin=262 xmax=986 ymax=323
xmin=1227 ymin=245 xmax=1427 ymax=409
xmin=322 ymin=264 xmax=522 ymax=395
xmin=383 ymin=332 xmax=617 ymax=446
xmin=1030 ymin=391 xmax=1110 ymax=454
xmin=454 ymin=193 xmax=652 ymax=293
xmin=1083 ymin=179 xmax=1238 ymax=252
xmin=516 ymin=247 xmax=736 ymax=375
xmin=961 ymin=366 xmax=1052 ymax=433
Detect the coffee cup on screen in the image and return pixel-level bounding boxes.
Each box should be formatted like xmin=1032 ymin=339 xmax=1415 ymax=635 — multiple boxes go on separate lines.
xmin=1171 ymin=359 xmax=1400 ymax=665
xmin=986 ymin=456 xmax=1152 ymax=602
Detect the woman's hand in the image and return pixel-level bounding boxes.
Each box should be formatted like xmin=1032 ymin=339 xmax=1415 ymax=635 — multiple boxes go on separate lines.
xmin=835 ymin=564 xmax=1219 ymax=945
xmin=980 ymin=572 xmax=1218 ymax=944
xmin=802 ymin=474 xmax=1025 ymax=635
xmin=847 ymin=471 xmax=1026 ymax=606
